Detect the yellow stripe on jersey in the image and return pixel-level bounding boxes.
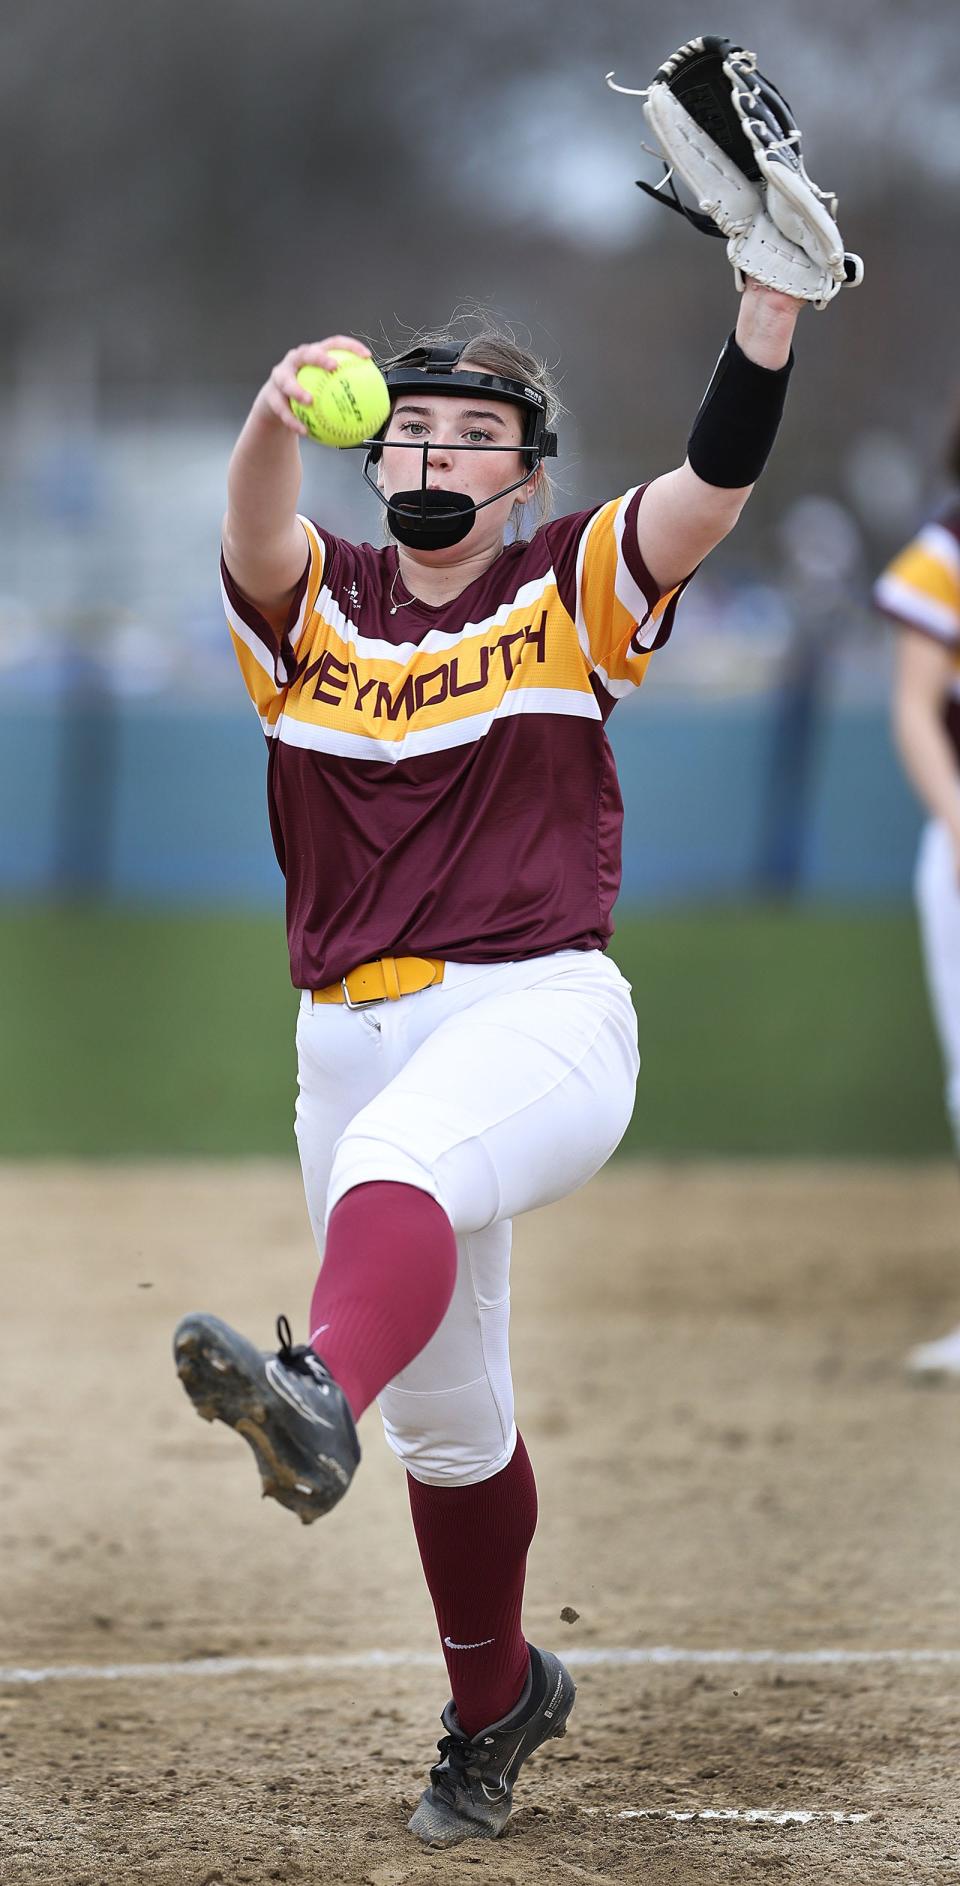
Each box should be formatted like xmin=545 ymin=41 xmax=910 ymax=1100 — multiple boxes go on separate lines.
xmin=222 ymin=520 xmax=328 ymax=722
xmin=282 ymin=576 xmax=595 ymax=749
xmin=224 ymin=496 xmax=675 ymax=759
xmin=575 ymin=494 xmax=679 ymax=696
xmin=875 ymin=527 xmax=960 ymax=645
xmin=603 ymin=599 xmax=676 ymax=691
xmin=297 ymin=518 xmax=329 ymax=634
xmin=227 ymin=632 xmax=281 ymax=719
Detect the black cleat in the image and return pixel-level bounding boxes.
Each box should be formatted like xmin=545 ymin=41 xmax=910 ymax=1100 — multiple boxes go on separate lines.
xmin=408 ymin=1644 xmax=576 ymax=1847
xmin=173 ymin=1311 xmax=360 ymax=1525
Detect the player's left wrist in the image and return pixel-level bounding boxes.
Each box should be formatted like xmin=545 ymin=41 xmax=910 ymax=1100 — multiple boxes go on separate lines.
xmin=740 ymin=279 xmax=805 ymax=317
xmin=735 ymin=286 xmax=801 ymax=370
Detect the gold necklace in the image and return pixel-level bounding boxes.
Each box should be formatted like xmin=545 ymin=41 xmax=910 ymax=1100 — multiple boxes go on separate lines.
xmin=389 ymin=565 xmax=418 ymax=615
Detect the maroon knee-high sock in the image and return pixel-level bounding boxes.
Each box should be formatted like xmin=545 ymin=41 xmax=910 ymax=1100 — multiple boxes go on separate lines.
xmin=406 ymin=1433 xmax=538 ymax=1737
xmin=308 ymin=1182 xmax=457 ymax=1422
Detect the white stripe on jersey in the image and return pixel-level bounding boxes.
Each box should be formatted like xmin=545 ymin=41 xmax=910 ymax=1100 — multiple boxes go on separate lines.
xmin=292 ymin=518 xmax=325 ymax=649
xmin=920 ymin=522 xmax=960 ymax=575
xmin=295 ymin=525 xmax=559 ymax=666
xmin=573 ymin=506 xmax=604 ymax=670
xmin=222 ymin=581 xmax=278 ymax=680
xmin=260 ymin=685 xmax=602 ymax=766
xmin=573 ymin=488 xmax=651 ymax=697
xmin=875 ymin=572 xmax=960 ymax=644
xmin=613 ymin=490 xmax=657 ymax=646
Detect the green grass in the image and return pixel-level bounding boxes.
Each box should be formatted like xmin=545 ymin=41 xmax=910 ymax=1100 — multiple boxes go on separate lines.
xmin=0 ymin=905 xmax=947 ymax=1158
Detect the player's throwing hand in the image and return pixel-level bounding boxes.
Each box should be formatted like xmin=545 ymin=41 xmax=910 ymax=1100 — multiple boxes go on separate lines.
xmin=259 ymin=335 xmax=372 ymax=436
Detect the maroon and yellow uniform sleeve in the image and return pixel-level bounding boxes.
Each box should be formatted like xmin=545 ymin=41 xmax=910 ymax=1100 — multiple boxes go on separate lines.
xmin=546 ymin=485 xmax=692 ymax=702
xmin=221 ymin=517 xmax=332 ymax=725
xmin=874 ymin=519 xmax=960 ymax=649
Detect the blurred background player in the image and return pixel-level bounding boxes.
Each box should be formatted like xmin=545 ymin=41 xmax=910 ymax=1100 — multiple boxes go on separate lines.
xmin=876 ymin=409 xmax=960 ymax=1378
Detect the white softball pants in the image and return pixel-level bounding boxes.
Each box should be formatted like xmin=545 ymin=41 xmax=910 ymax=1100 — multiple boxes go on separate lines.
xmin=915 ymin=819 xmax=960 ymax=1152
xmin=294 ymin=949 xmax=640 ymax=1487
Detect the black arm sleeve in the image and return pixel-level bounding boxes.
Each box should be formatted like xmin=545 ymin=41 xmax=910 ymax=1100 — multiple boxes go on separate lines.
xmin=687 ymin=332 xmax=794 ymax=488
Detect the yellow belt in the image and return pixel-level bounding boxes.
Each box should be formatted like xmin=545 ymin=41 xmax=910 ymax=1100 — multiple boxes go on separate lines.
xmin=311 ymin=955 xmax=446 ymax=1008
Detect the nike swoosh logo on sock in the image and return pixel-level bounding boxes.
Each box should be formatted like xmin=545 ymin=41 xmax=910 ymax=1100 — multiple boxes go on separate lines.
xmin=443 ymin=1635 xmax=495 ymax=1650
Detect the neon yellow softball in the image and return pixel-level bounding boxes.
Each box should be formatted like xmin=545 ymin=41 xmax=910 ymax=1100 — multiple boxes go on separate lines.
xmin=290 ymin=352 xmax=391 ymax=448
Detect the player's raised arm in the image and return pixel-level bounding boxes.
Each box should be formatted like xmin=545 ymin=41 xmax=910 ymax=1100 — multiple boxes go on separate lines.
xmin=606 ymin=36 xmax=862 ymax=594
xmin=634 ymin=281 xmax=800 ymax=591
xmin=222 ymin=335 xmax=371 ymax=619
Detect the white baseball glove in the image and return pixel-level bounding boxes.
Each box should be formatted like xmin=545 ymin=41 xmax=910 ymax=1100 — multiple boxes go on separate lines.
xmin=607 ymin=35 xmax=864 ymax=309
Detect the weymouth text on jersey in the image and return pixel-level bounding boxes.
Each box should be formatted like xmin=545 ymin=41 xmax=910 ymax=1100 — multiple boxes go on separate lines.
xmin=298 ymin=614 xmax=548 ymax=723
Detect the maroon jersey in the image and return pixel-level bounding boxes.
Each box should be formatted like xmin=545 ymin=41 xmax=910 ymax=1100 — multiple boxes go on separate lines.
xmin=222 ymin=488 xmax=689 ymax=988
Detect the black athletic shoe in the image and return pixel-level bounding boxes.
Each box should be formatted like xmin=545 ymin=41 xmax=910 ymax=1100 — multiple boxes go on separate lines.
xmin=408 ymin=1644 xmax=576 ymax=1847
xmin=173 ymin=1312 xmax=360 ymax=1525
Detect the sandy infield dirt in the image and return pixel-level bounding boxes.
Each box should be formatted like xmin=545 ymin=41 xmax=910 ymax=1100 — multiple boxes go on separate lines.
xmin=2 ymin=1161 xmax=960 ymax=1886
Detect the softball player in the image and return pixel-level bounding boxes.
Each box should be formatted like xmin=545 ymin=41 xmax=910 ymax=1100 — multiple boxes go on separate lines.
xmin=876 ymin=446 xmax=960 ymax=1379
xmin=173 ymin=281 xmax=801 ymax=1845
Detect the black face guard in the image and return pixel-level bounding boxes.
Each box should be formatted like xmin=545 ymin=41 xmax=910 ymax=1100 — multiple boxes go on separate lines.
xmin=344 ymin=344 xmax=558 ymax=550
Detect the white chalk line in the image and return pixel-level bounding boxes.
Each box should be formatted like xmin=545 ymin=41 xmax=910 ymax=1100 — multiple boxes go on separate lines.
xmin=583 ymin=1808 xmax=871 ymax=1826
xmin=2 ymin=1645 xmax=960 ymax=1687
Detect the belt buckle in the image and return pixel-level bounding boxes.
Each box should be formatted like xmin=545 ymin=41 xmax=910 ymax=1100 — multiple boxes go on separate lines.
xmin=340 ymin=972 xmax=384 ymax=1010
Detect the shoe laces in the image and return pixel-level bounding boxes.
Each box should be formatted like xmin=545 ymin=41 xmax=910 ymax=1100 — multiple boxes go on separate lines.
xmin=430 ymin=1731 xmax=477 ymax=1804
xmin=275 ymin=1314 xmax=331 ymax=1386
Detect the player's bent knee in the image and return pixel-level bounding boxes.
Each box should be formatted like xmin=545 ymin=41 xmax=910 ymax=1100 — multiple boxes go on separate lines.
xmin=326 ymin=1128 xmax=443 ymax=1226
xmin=377 ymin=1379 xmax=516 ymax=1487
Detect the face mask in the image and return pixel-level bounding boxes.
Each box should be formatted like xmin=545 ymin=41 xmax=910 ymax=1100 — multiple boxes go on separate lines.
xmin=364 ymin=442 xmax=550 ymax=549
xmin=354 ymin=345 xmax=558 ymax=551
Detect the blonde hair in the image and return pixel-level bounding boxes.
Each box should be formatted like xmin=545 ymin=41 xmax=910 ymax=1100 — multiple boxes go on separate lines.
xmin=377 ymin=312 xmax=563 ymax=542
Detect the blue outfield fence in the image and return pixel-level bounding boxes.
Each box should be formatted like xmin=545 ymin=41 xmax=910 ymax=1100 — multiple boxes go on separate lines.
xmin=7 ymin=693 xmax=923 ymax=908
